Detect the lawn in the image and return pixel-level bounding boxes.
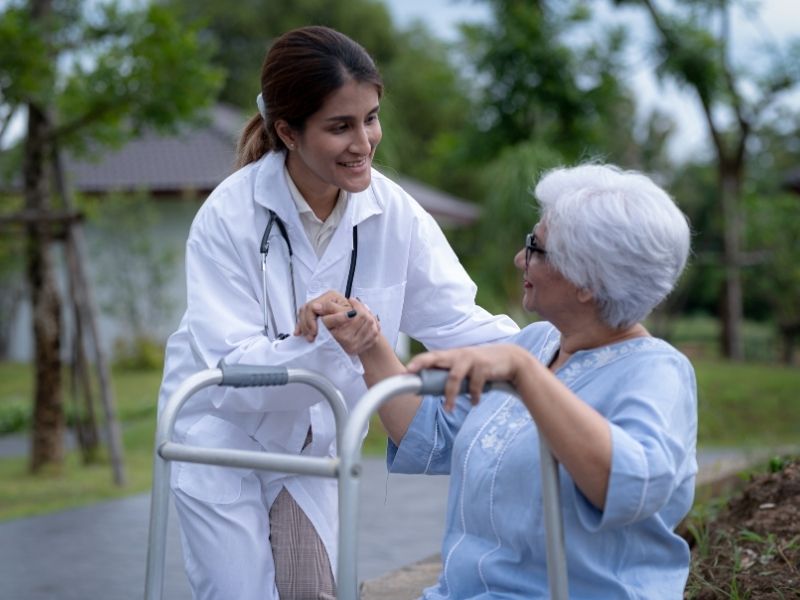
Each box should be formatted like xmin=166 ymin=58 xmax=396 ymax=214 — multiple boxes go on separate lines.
xmin=1 ymin=351 xmax=799 ymax=521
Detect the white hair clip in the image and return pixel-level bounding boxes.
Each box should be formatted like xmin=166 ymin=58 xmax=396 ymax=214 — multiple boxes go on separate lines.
xmin=256 ymin=93 xmax=267 ymax=121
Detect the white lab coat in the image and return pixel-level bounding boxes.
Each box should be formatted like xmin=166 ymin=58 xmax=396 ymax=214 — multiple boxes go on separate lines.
xmin=158 ymin=151 xmax=519 ymax=595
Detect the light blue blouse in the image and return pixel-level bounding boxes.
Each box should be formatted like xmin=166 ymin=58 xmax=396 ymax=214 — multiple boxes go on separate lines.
xmin=388 ymin=322 xmax=698 ymax=599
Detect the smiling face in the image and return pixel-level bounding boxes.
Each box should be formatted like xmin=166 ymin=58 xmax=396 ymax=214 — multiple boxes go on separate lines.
xmin=278 ymin=78 xmax=382 ymax=208
xmin=514 ymin=223 xmax=583 ymax=321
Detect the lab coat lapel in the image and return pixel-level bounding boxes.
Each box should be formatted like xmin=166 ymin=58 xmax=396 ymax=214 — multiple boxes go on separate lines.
xmin=253 ymin=153 xmax=317 ymax=272
xmin=315 ymin=178 xmax=384 ymax=277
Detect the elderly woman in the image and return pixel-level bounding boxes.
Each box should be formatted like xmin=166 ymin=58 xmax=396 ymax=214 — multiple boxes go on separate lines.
xmin=310 ymin=163 xmax=697 ymax=598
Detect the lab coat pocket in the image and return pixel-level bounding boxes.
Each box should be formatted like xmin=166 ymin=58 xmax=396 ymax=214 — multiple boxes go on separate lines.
xmin=351 ymin=281 xmax=407 ymax=349
xmin=176 ymin=415 xmax=262 ymax=504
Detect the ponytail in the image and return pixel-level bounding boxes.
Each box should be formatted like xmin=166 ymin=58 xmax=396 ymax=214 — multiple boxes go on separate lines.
xmin=235 ymin=114 xmax=272 ymax=169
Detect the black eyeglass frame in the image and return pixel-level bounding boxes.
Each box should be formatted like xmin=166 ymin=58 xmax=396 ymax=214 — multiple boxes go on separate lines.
xmin=525 ymin=233 xmax=547 ymax=270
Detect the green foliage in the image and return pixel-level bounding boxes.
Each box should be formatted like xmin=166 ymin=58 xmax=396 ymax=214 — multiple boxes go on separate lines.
xmin=374 ymin=23 xmax=476 ymax=188
xmin=453 ymin=140 xmax=563 ymax=315
xmin=112 ymin=336 xmax=166 ymax=371
xmin=0 ymin=400 xmax=29 ymax=434
xmin=0 ymin=0 xmax=224 ymax=153
xmin=745 ymin=193 xmax=800 ymax=327
xmin=461 ymin=0 xmax=638 ymax=164
xmin=162 ymin=0 xmax=397 ymax=110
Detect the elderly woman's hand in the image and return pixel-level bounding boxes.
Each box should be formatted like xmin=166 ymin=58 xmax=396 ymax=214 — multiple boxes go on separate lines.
xmin=294 ymin=290 xmax=352 ymax=341
xmin=317 ymin=297 xmax=381 ymax=355
xmin=406 ymin=344 xmax=529 ymax=411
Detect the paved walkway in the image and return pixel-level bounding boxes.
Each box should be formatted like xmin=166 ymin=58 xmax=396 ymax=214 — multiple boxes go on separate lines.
xmin=0 ymin=442 xmax=785 ymax=600
xmin=0 ymin=457 xmax=449 ymax=600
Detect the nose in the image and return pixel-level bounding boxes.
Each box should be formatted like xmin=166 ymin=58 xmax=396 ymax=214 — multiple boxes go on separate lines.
xmin=349 ymin=124 xmax=372 ymax=155
xmin=514 ymin=248 xmax=526 ymax=271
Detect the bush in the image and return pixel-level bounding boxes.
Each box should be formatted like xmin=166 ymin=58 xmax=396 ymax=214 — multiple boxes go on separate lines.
xmin=112 ymin=336 xmax=165 ymax=371
xmin=0 ymin=400 xmax=30 ymax=434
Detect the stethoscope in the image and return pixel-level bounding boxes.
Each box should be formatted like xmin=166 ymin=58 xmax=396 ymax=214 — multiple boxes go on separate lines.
xmin=260 ymin=209 xmax=358 ymax=340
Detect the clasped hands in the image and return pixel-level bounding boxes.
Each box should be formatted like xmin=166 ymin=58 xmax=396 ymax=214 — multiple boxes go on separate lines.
xmin=295 ymin=291 xmax=528 ymax=411
xmin=294 ymin=290 xmax=381 ymax=355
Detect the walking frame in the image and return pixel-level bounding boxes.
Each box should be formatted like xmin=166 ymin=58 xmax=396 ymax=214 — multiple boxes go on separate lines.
xmin=144 ymin=365 xmax=569 ymax=600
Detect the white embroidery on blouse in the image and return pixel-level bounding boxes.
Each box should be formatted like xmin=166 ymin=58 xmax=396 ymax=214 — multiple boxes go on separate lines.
xmin=559 ymin=337 xmax=663 ymax=386
xmin=479 ymin=397 xmax=532 ymax=456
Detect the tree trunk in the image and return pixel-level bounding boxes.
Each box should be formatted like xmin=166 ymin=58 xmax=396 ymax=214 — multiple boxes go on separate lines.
xmin=54 ymin=144 xmax=127 ymax=485
xmin=719 ymin=164 xmax=745 ymax=361
xmin=24 ymin=102 xmax=65 ymax=472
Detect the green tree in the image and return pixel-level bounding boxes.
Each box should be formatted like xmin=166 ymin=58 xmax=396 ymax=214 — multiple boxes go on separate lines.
xmin=0 ymin=0 xmax=222 ymax=473
xmin=460 ymin=0 xmax=638 ymax=164
xmin=619 ymin=0 xmax=800 ymax=359
xmin=162 ymin=0 xmax=399 ymax=109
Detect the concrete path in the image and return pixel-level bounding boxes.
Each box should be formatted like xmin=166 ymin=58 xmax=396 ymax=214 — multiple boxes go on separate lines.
xmin=0 ymin=444 xmax=786 ymax=600
xmin=0 ymin=458 xmax=449 ymax=600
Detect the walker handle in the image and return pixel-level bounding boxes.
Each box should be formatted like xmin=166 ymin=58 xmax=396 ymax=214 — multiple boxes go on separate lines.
xmin=418 ymin=368 xmax=494 ymax=396
xmin=219 ymin=363 xmax=289 ymax=387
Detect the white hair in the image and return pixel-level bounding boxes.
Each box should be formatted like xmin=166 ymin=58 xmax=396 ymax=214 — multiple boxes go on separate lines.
xmin=534 ymin=164 xmax=691 ymax=329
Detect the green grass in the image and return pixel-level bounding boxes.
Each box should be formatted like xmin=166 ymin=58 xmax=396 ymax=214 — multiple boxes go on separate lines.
xmin=1 ymin=348 xmax=799 ymax=521
xmin=694 ymin=358 xmax=800 ymax=447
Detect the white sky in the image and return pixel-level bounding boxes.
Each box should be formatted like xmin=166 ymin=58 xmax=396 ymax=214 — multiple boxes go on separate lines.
xmin=385 ymin=0 xmax=800 ymax=160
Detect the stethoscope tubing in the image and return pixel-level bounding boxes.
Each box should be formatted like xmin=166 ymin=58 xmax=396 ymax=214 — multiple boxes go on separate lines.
xmin=260 ymin=209 xmax=357 ymax=340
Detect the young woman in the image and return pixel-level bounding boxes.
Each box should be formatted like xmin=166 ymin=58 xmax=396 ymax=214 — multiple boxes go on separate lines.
xmin=158 ymin=26 xmax=517 ymax=600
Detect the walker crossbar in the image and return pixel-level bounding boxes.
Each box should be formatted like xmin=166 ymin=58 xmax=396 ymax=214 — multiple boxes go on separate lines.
xmin=337 ymin=369 xmax=569 ymax=600
xmin=145 ymin=367 xmax=567 ymax=600
xmin=144 ymin=365 xmax=348 ymax=600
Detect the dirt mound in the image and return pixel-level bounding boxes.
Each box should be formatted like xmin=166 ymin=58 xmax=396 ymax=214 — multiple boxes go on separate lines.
xmin=685 ymin=458 xmax=800 ymax=599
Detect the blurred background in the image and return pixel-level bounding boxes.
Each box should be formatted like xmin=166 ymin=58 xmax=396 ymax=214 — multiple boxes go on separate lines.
xmin=0 ymin=0 xmax=798 ymax=521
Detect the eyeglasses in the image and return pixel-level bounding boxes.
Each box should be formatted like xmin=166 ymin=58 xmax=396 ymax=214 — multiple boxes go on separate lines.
xmin=524 ymin=233 xmax=547 ymax=270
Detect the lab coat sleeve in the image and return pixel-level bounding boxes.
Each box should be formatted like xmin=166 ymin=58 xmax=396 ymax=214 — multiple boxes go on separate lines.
xmin=184 ymin=235 xmax=363 ymax=413
xmin=573 ymin=355 xmax=698 ymax=531
xmin=400 ymin=211 xmax=518 ymax=349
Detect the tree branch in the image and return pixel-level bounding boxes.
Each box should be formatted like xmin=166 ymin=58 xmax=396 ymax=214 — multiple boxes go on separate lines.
xmin=641 ymin=0 xmax=726 ymax=159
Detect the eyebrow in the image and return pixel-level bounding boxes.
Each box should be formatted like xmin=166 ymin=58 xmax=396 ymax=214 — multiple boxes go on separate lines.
xmin=323 ymin=105 xmax=380 ymax=122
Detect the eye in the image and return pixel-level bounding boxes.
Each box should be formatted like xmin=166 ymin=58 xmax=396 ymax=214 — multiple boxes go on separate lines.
xmin=366 ymin=113 xmax=379 ymax=124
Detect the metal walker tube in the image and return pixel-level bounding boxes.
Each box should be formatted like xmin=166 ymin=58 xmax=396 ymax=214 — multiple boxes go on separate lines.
xmin=336 ymin=370 xmax=569 ymax=600
xmin=144 ymin=365 xmax=347 ymax=600
xmin=145 ymin=366 xmax=567 ymax=600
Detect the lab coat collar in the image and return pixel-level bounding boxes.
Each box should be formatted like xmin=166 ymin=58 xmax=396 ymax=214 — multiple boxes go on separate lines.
xmin=252 ymin=152 xmax=384 ymax=276
xmin=252 ymin=152 xmax=384 ymax=228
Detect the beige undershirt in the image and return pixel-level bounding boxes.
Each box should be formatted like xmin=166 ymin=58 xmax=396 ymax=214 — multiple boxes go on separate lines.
xmin=284 ymin=166 xmax=348 ymax=258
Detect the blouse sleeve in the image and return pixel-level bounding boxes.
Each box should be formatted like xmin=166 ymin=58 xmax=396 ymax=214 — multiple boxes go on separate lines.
xmin=387 ymin=393 xmax=474 ymax=475
xmin=573 ymin=353 xmax=698 ymax=531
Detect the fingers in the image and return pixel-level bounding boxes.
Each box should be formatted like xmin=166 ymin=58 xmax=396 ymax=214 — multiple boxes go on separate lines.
xmin=321 ymin=299 xmax=380 ymax=355
xmin=406 ymin=348 xmax=489 ymax=411
xmin=294 ymin=291 xmax=352 ymax=341
xmin=295 ymin=301 xmax=321 ymax=341
xmin=320 ymin=306 xmax=358 ymax=331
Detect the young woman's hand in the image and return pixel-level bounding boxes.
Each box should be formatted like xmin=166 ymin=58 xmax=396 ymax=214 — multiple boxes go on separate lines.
xmin=294 ymin=290 xmax=352 ymax=341
xmin=319 ymin=297 xmax=381 ymax=355
xmin=406 ymin=344 xmax=528 ymax=411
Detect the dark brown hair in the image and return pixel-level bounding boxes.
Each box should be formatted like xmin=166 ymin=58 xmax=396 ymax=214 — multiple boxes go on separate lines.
xmin=236 ymin=26 xmax=384 ymax=169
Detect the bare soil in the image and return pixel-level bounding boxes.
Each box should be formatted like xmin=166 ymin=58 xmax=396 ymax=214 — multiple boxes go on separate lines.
xmin=685 ymin=458 xmax=800 ymax=599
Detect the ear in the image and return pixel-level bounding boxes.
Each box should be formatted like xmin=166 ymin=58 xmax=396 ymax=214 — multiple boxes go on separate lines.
xmin=576 ymin=288 xmax=594 ymax=304
xmin=274 ymin=119 xmax=298 ymax=149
